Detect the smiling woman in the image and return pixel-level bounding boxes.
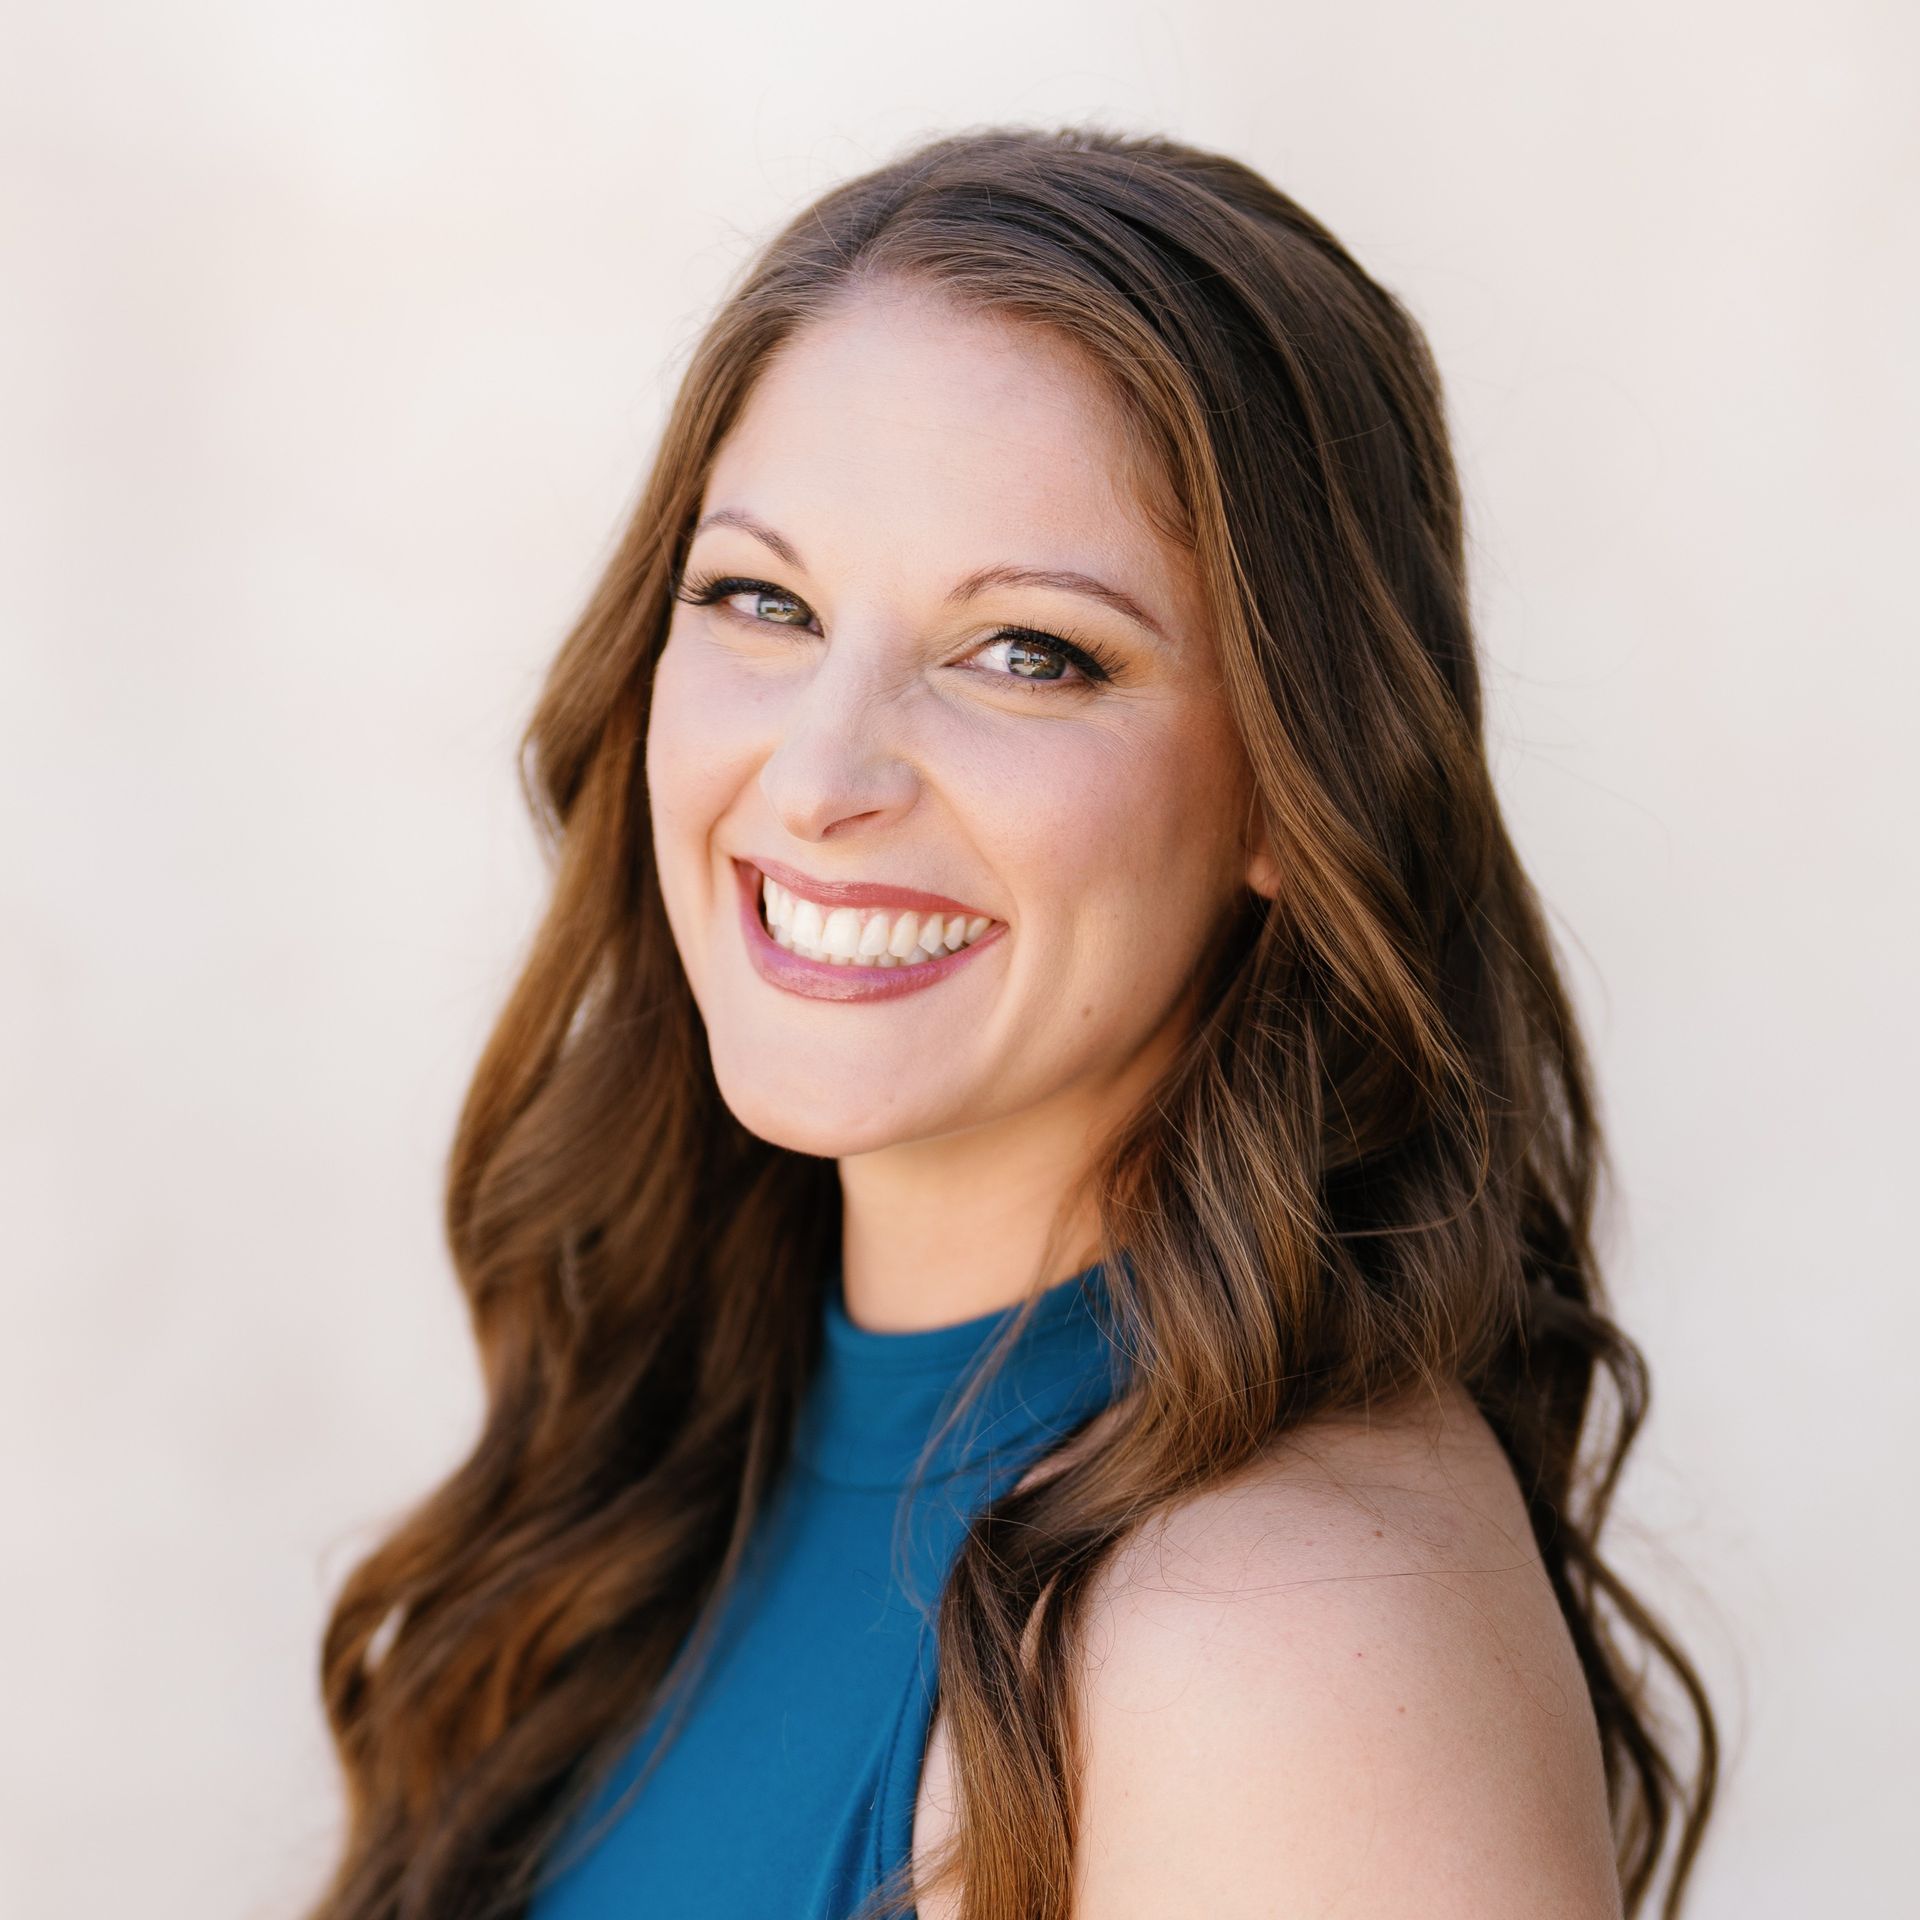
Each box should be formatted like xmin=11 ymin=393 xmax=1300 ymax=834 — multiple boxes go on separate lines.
xmin=641 ymin=283 xmax=1269 ymax=1193
xmin=301 ymin=124 xmax=1719 ymax=1920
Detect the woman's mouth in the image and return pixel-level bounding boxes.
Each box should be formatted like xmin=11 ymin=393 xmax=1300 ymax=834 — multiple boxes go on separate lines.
xmin=730 ymin=858 xmax=1006 ymax=1002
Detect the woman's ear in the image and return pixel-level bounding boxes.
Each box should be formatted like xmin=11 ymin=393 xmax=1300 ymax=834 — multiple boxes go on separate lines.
xmin=1237 ymin=772 xmax=1281 ymax=902
xmin=1246 ymin=829 xmax=1281 ymax=902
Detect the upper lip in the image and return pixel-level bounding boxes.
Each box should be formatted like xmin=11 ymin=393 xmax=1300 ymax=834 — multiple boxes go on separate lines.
xmin=737 ymin=854 xmax=998 ymax=922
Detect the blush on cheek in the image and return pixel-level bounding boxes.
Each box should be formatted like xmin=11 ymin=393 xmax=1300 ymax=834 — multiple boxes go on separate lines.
xmin=645 ymin=645 xmax=747 ymax=842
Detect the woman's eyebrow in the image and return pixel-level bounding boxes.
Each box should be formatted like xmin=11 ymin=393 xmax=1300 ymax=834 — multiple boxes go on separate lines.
xmin=945 ymin=562 xmax=1169 ymax=646
xmin=690 ymin=507 xmax=1172 ymax=648
xmin=693 ymin=507 xmax=805 ymax=568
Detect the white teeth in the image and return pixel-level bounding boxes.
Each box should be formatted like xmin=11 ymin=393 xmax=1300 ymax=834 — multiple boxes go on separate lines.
xmin=757 ymin=872 xmax=995 ymax=969
xmin=821 ymin=906 xmax=862 ymax=961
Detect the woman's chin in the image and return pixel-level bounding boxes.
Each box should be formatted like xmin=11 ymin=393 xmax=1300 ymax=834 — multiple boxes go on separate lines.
xmin=712 ymin=1073 xmax=938 ymax=1161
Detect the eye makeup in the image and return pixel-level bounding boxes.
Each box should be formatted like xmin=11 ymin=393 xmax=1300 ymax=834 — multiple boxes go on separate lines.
xmin=672 ymin=569 xmax=1128 ymax=692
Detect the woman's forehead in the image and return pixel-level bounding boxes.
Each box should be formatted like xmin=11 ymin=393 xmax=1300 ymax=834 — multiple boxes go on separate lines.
xmin=701 ymin=293 xmax=1200 ymax=628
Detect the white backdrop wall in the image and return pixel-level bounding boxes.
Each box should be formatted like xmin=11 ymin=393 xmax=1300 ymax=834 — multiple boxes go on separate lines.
xmin=2 ymin=2 xmax=1912 ymax=1915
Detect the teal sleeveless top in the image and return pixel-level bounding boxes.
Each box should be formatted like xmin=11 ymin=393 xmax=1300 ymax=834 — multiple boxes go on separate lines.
xmin=526 ymin=1258 xmax=1127 ymax=1919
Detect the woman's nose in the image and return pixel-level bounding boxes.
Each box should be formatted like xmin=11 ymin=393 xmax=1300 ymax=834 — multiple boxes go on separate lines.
xmin=755 ymin=644 xmax=921 ymax=842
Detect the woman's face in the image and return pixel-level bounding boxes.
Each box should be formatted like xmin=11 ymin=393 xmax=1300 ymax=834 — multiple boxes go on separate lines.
xmin=646 ymin=282 xmax=1276 ymax=1161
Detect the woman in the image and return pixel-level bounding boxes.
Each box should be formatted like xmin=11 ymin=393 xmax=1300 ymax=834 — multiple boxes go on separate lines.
xmin=306 ymin=124 xmax=1718 ymax=1919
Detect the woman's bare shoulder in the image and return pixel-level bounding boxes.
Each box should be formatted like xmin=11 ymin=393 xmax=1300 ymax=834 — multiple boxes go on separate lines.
xmin=1088 ymin=1374 xmax=1547 ymax=1609
xmin=1069 ymin=1378 xmax=1622 ymax=1917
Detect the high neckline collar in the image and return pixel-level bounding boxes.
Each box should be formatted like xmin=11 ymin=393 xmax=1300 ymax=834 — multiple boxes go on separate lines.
xmin=792 ymin=1259 xmax=1126 ymax=1490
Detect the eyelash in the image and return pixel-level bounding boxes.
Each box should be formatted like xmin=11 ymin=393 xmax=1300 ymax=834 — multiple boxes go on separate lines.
xmin=671 ymin=569 xmax=1126 ymax=692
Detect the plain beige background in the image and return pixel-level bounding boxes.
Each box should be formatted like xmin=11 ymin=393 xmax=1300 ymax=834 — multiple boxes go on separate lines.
xmin=3 ymin=2 xmax=1913 ymax=1915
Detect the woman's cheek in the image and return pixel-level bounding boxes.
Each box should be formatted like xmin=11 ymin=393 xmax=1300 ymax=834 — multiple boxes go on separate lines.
xmin=643 ymin=638 xmax=746 ymax=1000
xmin=646 ymin=631 xmax=750 ymax=839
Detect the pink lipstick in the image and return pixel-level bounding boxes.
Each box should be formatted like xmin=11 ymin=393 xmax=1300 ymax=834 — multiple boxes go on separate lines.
xmin=731 ymin=858 xmax=1005 ymax=1003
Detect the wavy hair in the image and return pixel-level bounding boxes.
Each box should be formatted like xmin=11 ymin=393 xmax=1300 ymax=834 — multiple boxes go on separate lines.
xmin=304 ymin=122 xmax=1719 ymax=1920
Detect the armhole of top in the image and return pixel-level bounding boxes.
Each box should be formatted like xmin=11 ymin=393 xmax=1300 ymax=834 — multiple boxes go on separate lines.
xmin=872 ymin=1617 xmax=941 ymax=1915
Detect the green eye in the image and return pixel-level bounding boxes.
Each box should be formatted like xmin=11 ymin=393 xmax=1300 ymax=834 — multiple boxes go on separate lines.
xmin=677 ymin=575 xmax=812 ymax=626
xmin=672 ymin=569 xmax=1123 ymax=692
xmin=987 ymin=634 xmax=1094 ymax=685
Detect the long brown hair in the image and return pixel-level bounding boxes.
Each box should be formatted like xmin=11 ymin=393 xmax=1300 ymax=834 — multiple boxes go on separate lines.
xmin=305 ymin=122 xmax=1719 ymax=1920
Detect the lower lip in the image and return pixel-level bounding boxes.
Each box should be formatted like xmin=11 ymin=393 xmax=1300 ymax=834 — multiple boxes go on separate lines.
xmin=732 ymin=859 xmax=1005 ymax=1003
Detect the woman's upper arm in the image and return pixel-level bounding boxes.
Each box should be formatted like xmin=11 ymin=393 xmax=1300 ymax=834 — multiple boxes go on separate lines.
xmin=1069 ymin=1395 xmax=1623 ymax=1919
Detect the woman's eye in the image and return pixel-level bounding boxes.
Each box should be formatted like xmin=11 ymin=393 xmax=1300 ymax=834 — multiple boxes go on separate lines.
xmin=972 ymin=632 xmax=1099 ymax=687
xmin=674 ymin=571 xmax=1118 ymax=690
xmin=688 ymin=579 xmax=815 ymax=627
